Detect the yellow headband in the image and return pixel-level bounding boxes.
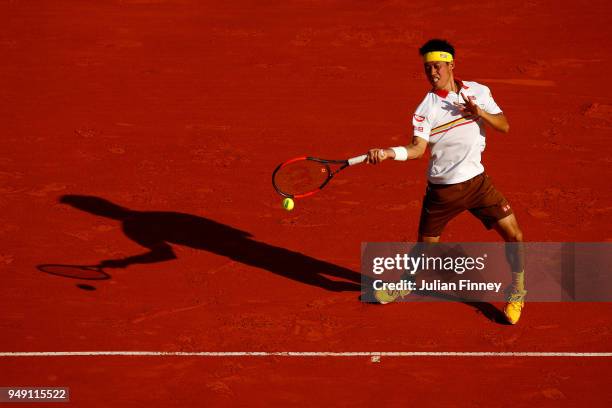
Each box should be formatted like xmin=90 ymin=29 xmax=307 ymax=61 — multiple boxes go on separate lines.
xmin=423 ymin=51 xmax=453 ymax=63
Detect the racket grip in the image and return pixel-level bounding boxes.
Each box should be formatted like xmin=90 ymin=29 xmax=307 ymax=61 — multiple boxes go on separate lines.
xmin=347 ymin=154 xmax=368 ymax=166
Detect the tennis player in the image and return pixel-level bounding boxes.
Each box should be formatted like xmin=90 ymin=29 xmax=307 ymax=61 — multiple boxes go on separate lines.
xmin=366 ymin=39 xmax=526 ymax=324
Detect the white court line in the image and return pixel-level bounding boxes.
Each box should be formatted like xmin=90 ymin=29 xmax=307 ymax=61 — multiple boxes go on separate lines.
xmin=0 ymin=351 xmax=611 ymax=357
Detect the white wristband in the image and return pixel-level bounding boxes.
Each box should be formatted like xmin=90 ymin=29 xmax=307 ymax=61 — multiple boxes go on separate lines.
xmin=391 ymin=146 xmax=409 ymax=161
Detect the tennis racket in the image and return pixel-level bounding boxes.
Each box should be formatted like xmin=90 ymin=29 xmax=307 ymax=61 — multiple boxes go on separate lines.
xmin=37 ymin=264 xmax=110 ymax=280
xmin=272 ymin=154 xmax=367 ymax=199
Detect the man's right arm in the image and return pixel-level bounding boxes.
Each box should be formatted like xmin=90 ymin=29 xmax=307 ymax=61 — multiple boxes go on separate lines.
xmin=406 ymin=135 xmax=428 ymax=159
xmin=366 ymin=135 xmax=427 ymax=164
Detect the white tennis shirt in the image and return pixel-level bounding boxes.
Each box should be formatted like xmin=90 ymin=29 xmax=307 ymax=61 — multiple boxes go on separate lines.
xmin=412 ymin=80 xmax=502 ymax=184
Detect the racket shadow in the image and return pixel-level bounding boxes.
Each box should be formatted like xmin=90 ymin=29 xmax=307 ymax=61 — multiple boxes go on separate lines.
xmin=49 ymin=195 xmax=362 ymax=292
xmin=37 ymin=264 xmax=111 ymax=280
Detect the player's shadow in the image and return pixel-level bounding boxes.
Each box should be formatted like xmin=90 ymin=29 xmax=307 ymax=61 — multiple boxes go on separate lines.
xmin=57 ymin=195 xmax=362 ymax=292
xmin=415 ymin=291 xmax=509 ymax=325
xmin=53 ymin=195 xmax=507 ymax=324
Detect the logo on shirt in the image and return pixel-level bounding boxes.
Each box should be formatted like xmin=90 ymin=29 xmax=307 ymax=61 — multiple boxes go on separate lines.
xmin=414 ymin=114 xmax=425 ymax=122
xmin=414 ymin=126 xmax=423 ymax=132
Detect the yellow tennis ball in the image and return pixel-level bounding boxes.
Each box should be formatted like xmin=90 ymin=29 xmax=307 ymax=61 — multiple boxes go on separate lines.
xmin=282 ymin=197 xmax=295 ymax=211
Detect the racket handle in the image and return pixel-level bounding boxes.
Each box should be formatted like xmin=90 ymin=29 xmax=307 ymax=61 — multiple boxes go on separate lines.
xmin=347 ymin=154 xmax=368 ymax=166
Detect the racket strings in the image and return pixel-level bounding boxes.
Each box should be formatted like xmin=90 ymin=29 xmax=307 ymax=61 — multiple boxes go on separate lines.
xmin=273 ymin=160 xmax=330 ymax=196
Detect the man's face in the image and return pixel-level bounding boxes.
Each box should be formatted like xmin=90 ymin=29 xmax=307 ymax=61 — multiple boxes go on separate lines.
xmin=424 ymin=61 xmax=454 ymax=89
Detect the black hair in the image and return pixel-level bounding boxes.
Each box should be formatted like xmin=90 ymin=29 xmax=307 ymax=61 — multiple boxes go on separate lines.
xmin=419 ymin=39 xmax=455 ymax=57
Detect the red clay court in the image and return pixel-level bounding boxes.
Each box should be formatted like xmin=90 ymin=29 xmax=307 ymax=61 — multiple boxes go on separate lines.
xmin=2 ymin=0 xmax=612 ymax=406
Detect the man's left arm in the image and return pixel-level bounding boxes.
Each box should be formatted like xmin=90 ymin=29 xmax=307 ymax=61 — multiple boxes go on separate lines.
xmin=478 ymin=110 xmax=510 ymax=133
xmin=456 ymin=92 xmax=510 ymax=133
